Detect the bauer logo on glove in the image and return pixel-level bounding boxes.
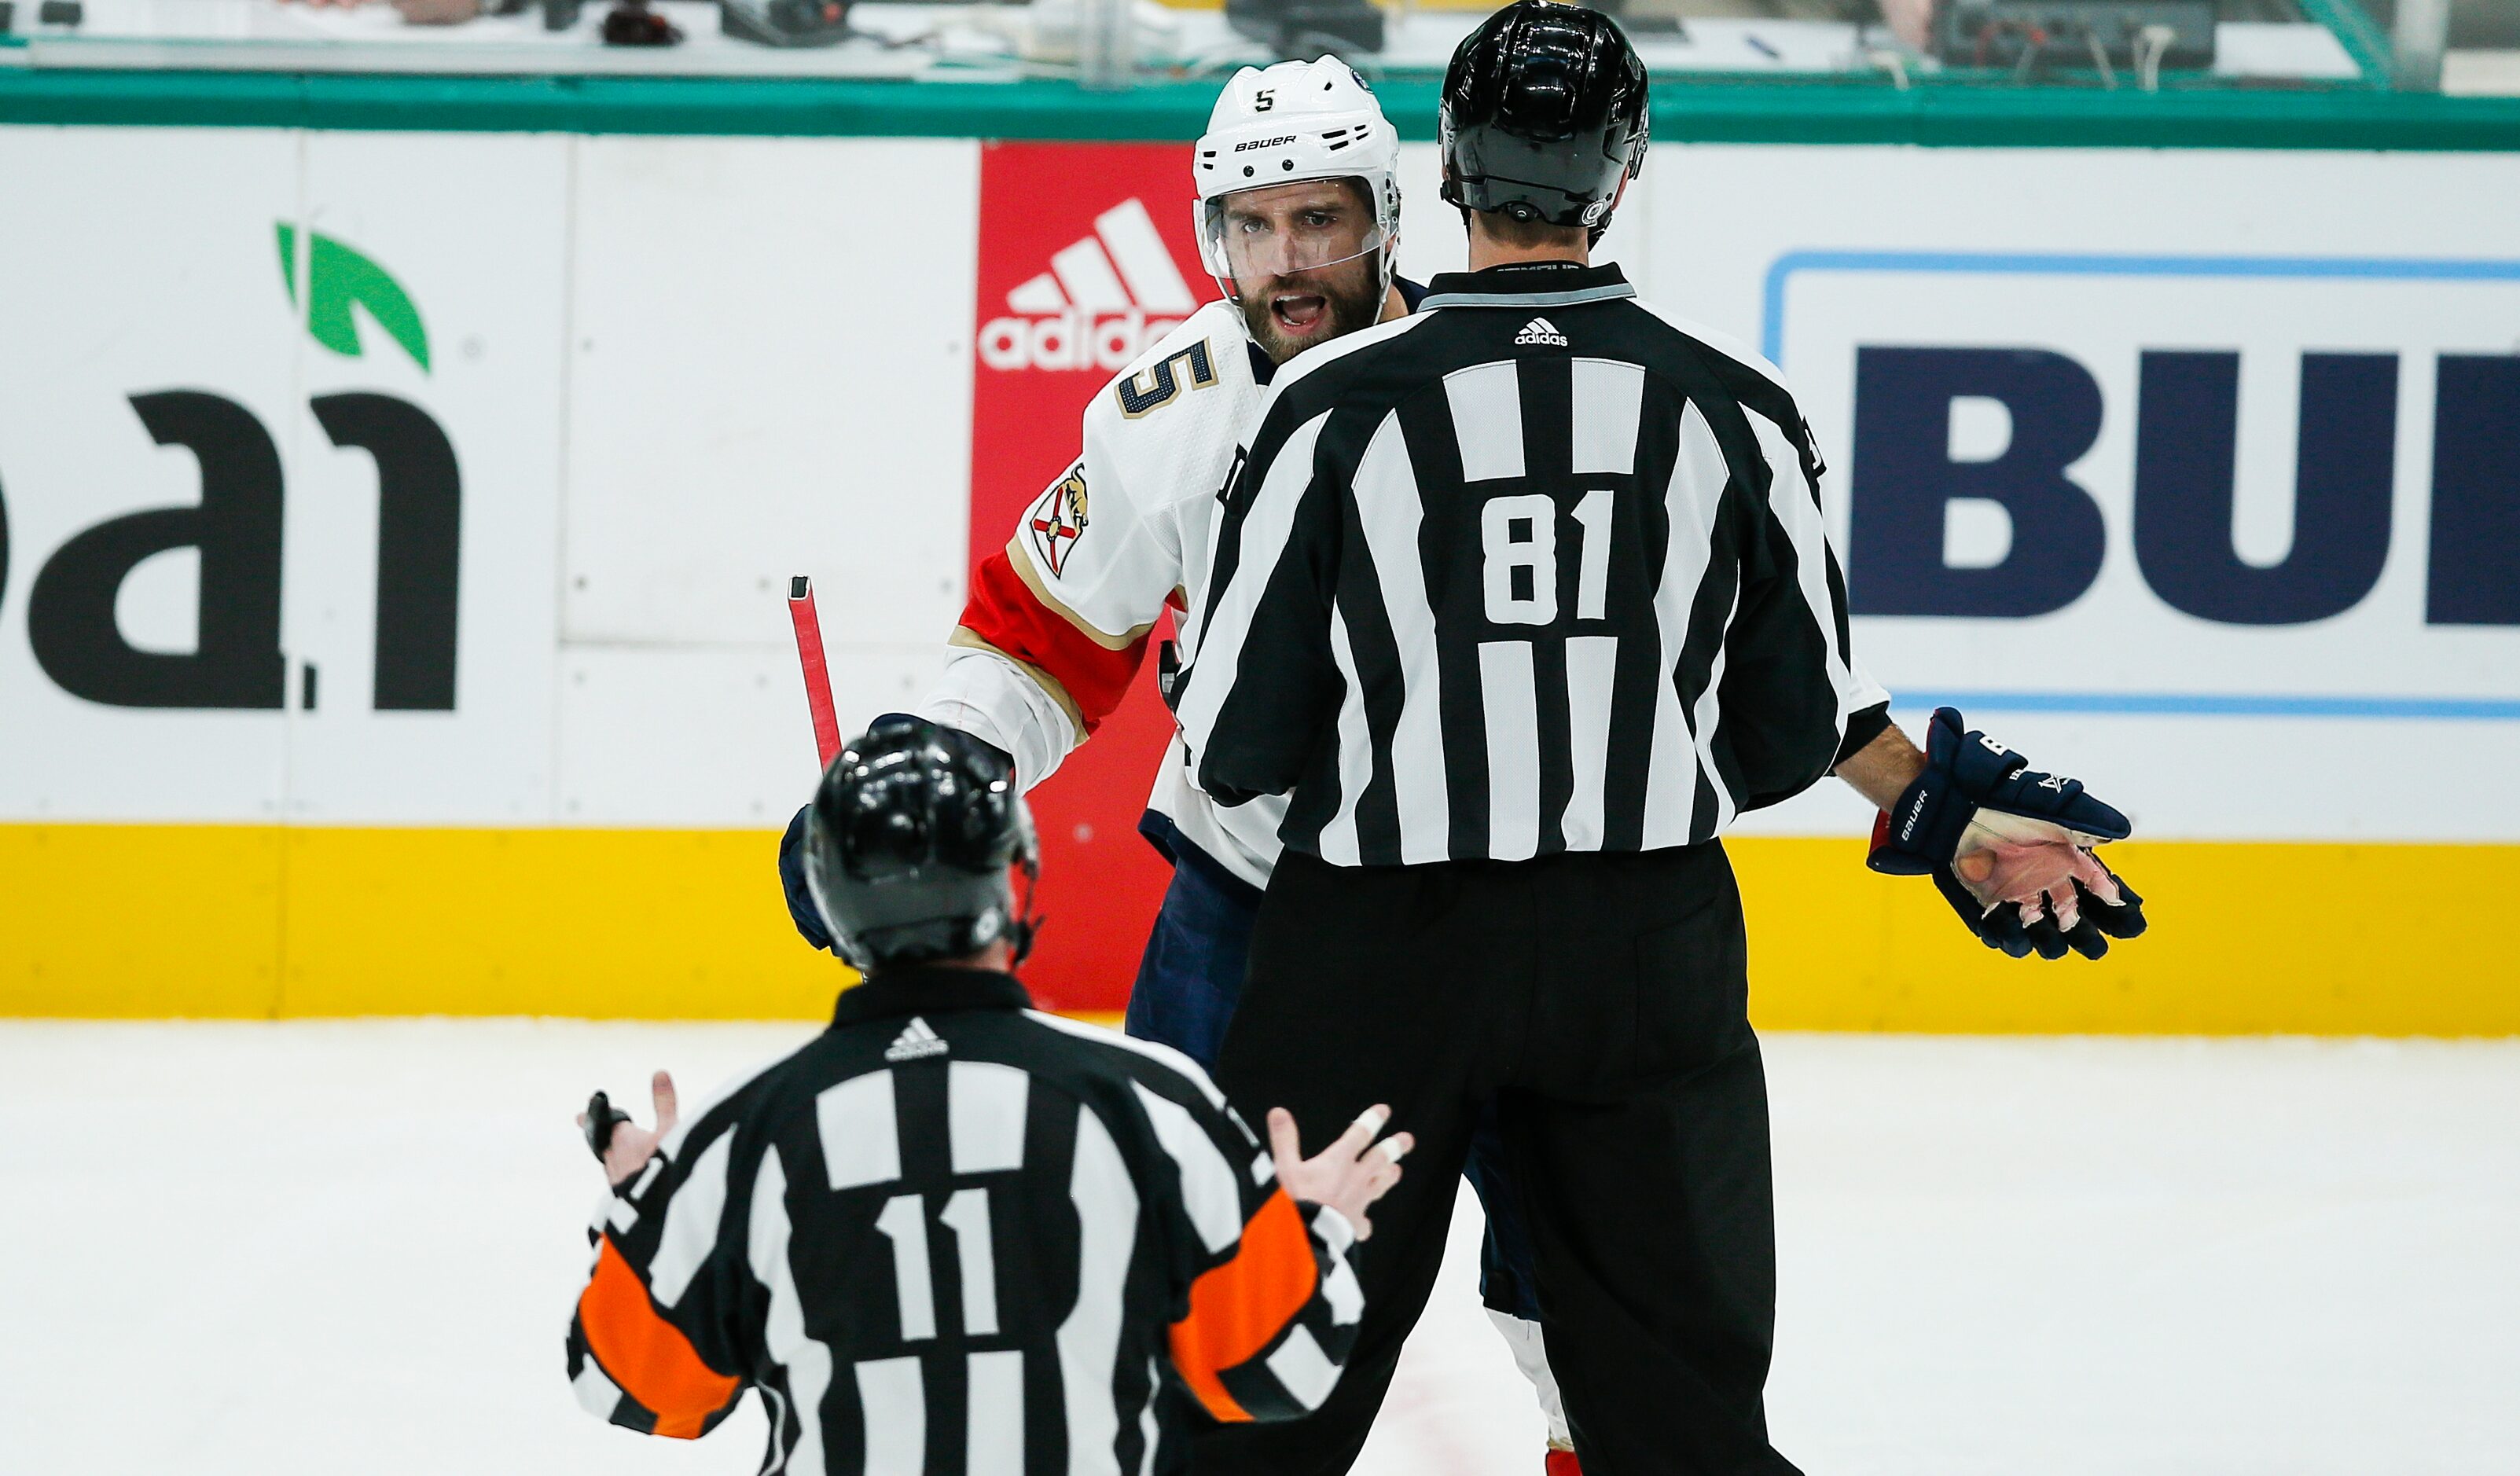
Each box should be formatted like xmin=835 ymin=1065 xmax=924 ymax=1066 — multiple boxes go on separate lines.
xmin=1872 ymin=707 xmax=2130 ymax=871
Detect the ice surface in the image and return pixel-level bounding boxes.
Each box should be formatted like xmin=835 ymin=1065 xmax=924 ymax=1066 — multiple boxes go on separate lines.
xmin=3 ymin=1023 xmax=2514 ymax=1475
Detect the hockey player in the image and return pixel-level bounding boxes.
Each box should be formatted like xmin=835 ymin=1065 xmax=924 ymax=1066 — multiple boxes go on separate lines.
xmin=775 ymin=57 xmax=1598 ymax=1472
xmin=569 ymin=718 xmax=1412 ymax=1474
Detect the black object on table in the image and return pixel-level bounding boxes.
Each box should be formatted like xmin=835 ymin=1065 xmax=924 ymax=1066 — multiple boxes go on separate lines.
xmin=601 ymin=0 xmax=682 ymax=44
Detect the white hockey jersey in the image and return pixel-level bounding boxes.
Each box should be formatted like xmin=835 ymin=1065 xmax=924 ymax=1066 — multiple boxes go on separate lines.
xmin=922 ymin=299 xmax=1289 ymax=889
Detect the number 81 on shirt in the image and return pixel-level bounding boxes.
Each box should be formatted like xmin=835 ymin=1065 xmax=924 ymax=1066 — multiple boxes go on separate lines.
xmin=1482 ymin=490 xmax=1614 ymax=626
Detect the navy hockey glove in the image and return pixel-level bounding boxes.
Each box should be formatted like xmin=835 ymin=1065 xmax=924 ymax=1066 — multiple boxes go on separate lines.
xmin=778 ymin=802 xmax=839 ymax=954
xmin=1871 ymin=707 xmax=2131 ymax=876
xmin=1872 ymin=707 xmax=2143 ymax=959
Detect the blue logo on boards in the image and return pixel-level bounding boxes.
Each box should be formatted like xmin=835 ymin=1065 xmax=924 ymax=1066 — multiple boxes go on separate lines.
xmin=1762 ymin=250 xmax=2520 ymax=721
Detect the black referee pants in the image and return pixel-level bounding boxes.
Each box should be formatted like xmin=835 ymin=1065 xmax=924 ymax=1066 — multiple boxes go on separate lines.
xmin=1193 ymin=844 xmax=1801 ymax=1476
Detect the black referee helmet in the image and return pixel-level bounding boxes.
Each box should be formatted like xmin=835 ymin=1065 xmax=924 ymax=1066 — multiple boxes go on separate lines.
xmin=802 ymin=716 xmax=1040 ymax=971
xmin=1439 ymin=0 xmax=1650 ymax=241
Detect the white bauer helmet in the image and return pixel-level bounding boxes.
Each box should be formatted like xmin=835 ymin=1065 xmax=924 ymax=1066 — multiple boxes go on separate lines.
xmin=1192 ymin=57 xmax=1403 ymax=310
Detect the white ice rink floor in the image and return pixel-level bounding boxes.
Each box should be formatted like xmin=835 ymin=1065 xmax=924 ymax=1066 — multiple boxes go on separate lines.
xmin=5 ymin=1022 xmax=2516 ymax=1476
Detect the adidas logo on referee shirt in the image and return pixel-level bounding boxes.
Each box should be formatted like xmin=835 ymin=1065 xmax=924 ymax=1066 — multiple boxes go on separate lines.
xmin=885 ymin=1017 xmax=950 ymax=1062
xmin=1515 ymin=317 xmax=1569 ymax=347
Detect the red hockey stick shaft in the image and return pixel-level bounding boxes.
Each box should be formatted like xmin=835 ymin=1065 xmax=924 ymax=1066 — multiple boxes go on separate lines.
xmin=788 ymin=575 xmax=843 ymax=768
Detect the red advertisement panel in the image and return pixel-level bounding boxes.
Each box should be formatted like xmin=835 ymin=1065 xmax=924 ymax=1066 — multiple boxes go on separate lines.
xmin=972 ymin=141 xmax=1207 ymax=1013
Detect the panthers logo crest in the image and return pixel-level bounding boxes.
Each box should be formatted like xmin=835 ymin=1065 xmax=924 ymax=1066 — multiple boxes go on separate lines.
xmin=1027 ymin=463 xmax=1090 ymax=577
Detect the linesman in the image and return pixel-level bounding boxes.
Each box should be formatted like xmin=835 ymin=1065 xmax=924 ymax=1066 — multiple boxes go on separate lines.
xmin=1174 ymin=6 xmax=2147 ymax=1473
xmin=564 ymin=718 xmax=1411 ymax=1475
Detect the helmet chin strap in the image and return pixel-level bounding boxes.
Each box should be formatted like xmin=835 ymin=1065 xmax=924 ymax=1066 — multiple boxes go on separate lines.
xmin=1007 ymin=854 xmax=1044 ymax=967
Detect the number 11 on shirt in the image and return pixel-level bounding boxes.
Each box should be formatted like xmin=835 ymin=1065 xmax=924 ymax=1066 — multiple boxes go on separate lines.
xmin=873 ymin=1188 xmax=1001 ymax=1341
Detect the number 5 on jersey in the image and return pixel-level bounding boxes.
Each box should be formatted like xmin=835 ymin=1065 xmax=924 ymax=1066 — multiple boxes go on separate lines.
xmin=1483 ymin=489 xmax=1614 ymax=626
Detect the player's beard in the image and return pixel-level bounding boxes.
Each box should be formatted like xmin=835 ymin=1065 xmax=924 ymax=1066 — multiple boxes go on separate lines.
xmin=1235 ymin=255 xmax=1384 ymax=365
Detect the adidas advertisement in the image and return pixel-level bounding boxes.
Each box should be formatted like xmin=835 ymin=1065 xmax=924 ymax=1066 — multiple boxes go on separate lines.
xmin=975 ymin=195 xmax=1200 ymax=374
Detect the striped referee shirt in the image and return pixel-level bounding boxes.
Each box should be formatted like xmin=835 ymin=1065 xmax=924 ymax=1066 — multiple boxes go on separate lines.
xmin=566 ymin=965 xmax=1368 ymax=1475
xmin=1176 ymin=260 xmax=1890 ymax=866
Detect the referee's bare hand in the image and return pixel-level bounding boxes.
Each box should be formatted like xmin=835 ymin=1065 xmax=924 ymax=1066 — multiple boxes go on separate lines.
xmin=1269 ymin=1104 xmax=1411 ymax=1241
xmin=576 ymin=1070 xmax=679 ymax=1187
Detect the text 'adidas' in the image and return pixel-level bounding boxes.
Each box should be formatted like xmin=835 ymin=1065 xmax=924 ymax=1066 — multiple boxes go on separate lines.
xmin=976 ymin=198 xmax=1196 ymax=373
xmin=885 ymin=1016 xmax=950 ymax=1062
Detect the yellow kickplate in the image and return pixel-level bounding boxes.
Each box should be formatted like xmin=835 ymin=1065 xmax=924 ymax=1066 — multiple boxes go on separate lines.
xmin=1732 ymin=837 xmax=2520 ymax=1036
xmin=0 ymin=824 xmax=852 ymax=1021
xmin=3 ymin=824 xmax=2514 ymax=1034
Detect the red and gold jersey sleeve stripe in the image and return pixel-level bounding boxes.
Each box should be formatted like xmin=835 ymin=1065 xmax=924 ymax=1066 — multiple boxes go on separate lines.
xmin=575 ymin=1237 xmax=742 ymax=1439
xmin=1166 ymin=1188 xmax=1321 ymax=1423
xmin=956 ymin=542 xmax=1152 ymax=735
xmin=1001 ymin=534 xmax=1155 ymax=653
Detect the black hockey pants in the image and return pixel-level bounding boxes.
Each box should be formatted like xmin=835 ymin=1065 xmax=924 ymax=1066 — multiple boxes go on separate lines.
xmin=1192 ymin=843 xmax=1803 ymax=1476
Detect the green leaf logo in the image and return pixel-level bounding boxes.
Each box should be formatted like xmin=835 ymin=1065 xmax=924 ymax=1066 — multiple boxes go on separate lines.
xmin=276 ymin=223 xmax=430 ymax=373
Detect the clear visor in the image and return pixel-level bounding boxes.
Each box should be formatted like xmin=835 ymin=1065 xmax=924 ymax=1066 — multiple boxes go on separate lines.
xmin=1201 ymin=185 xmax=1387 ymax=286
